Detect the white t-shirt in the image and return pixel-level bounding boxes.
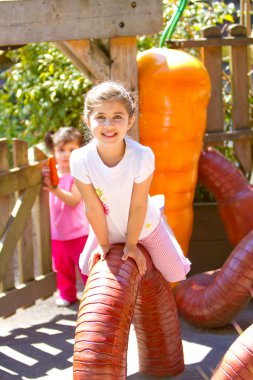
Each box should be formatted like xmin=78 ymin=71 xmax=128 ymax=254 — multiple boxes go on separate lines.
xmin=70 ymin=137 xmax=161 ymax=244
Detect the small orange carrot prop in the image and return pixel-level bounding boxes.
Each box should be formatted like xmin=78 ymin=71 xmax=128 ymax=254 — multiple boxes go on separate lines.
xmin=48 ymin=156 xmax=59 ymax=187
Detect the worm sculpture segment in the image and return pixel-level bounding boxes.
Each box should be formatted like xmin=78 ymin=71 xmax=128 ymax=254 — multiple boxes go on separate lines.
xmin=174 ymin=230 xmax=253 ymax=328
xmin=198 ymin=147 xmax=253 ymax=246
xmin=73 ymin=244 xmax=184 ymax=379
xmin=174 ymin=147 xmax=253 ymax=327
xmin=211 ymin=323 xmax=253 ymax=379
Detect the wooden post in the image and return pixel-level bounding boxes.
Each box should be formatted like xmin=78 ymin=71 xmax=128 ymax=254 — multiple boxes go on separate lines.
xmin=55 ymin=39 xmax=110 ymax=83
xmin=13 ymin=139 xmax=34 ymax=285
xmin=110 ymin=37 xmax=139 ymax=141
xmin=229 ymin=25 xmax=252 ymax=176
xmin=31 ymin=147 xmax=52 ymax=275
xmin=0 ymin=139 xmax=14 ymax=292
xmin=201 ymin=27 xmax=224 ymax=139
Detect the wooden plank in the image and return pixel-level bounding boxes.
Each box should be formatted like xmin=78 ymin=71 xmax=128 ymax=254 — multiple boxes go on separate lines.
xmin=167 ymin=36 xmax=253 ymax=49
xmin=0 ymin=139 xmax=15 ymax=291
xmin=191 ymin=203 xmax=229 ymax=241
xmin=110 ymin=37 xmax=139 ymax=141
xmin=0 ymin=163 xmax=42 ymax=197
xmin=204 ymin=128 xmax=253 ymax=143
xmin=0 ymin=0 xmax=163 ymax=45
xmin=229 ymin=25 xmax=252 ymax=176
xmin=12 ymin=138 xmax=28 ymax=167
xmin=188 ymin=203 xmax=232 ymax=275
xmin=0 ymin=184 xmax=41 ymax=287
xmin=55 ymin=40 xmax=110 ymax=83
xmin=13 ymin=139 xmax=34 ymax=284
xmin=188 ymin=241 xmax=232 ymax=275
xmin=0 ymin=272 xmax=56 ymax=318
xmin=31 ymin=148 xmax=52 ymax=275
xmin=201 ymin=27 xmax=224 ymax=135
xmin=28 ymin=146 xmax=48 ymax=162
xmin=0 ymin=139 xmax=10 ymax=237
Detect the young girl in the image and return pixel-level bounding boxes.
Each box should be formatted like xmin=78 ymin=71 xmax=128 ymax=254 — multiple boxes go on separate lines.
xmin=43 ymin=127 xmax=89 ymax=307
xmin=70 ymin=81 xmax=190 ymax=282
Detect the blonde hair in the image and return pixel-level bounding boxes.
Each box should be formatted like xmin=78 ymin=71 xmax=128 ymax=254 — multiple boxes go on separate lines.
xmin=84 ymin=81 xmax=137 ymax=120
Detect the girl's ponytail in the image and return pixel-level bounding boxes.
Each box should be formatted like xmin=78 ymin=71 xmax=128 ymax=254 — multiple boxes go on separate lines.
xmin=45 ymin=131 xmax=55 ymax=152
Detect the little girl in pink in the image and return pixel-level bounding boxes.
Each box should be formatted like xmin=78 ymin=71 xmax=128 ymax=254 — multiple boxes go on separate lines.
xmin=43 ymin=127 xmax=89 ymax=307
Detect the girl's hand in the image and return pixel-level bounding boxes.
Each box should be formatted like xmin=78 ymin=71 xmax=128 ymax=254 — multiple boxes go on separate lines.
xmin=42 ymin=166 xmax=58 ymax=193
xmin=88 ymin=244 xmax=110 ymax=272
xmin=122 ymin=244 xmax=147 ymax=276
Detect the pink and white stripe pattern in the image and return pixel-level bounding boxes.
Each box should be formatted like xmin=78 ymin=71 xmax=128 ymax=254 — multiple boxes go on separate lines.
xmin=139 ymin=218 xmax=191 ymax=282
xmin=79 ymin=218 xmax=191 ymax=282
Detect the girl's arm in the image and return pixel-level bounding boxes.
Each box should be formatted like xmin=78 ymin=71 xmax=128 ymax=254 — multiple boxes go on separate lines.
xmin=122 ymin=173 xmax=153 ymax=275
xmin=43 ymin=172 xmax=81 ymax=207
xmin=74 ymin=178 xmax=110 ymax=258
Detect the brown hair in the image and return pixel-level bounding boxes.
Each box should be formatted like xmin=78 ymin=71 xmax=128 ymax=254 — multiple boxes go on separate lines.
xmin=45 ymin=126 xmax=84 ymax=151
xmin=84 ymin=81 xmax=137 ymax=120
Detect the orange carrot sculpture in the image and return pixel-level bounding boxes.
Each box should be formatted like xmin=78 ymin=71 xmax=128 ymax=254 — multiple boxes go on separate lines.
xmin=198 ymin=147 xmax=253 ymax=246
xmin=137 ymin=48 xmax=211 ymax=255
xmin=211 ymin=323 xmax=253 ymax=379
xmin=73 ymin=245 xmax=184 ymax=379
xmin=48 ymin=156 xmax=59 ymax=188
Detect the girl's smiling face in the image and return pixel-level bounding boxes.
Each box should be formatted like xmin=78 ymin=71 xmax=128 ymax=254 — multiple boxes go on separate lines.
xmin=86 ymin=100 xmax=134 ymax=148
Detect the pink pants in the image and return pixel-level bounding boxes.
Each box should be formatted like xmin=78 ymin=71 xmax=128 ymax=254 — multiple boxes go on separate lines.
xmin=52 ymin=236 xmax=88 ymax=302
xmin=80 ymin=219 xmax=191 ymax=282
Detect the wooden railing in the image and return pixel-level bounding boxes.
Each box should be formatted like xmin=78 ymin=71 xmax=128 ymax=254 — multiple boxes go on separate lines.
xmin=169 ymin=24 xmax=253 ymax=177
xmin=0 ymin=138 xmax=56 ymax=318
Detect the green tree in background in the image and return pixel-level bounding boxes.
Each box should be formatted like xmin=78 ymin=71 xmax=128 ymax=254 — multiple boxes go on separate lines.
xmin=0 ymin=1 xmax=238 ymax=147
xmin=0 ymin=44 xmax=91 ymax=145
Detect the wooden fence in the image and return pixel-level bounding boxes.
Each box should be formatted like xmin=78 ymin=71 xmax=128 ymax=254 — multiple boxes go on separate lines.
xmin=0 ymin=139 xmax=56 ymax=318
xmin=170 ymin=24 xmax=253 ymax=177
xmin=171 ymin=24 xmax=253 ymax=274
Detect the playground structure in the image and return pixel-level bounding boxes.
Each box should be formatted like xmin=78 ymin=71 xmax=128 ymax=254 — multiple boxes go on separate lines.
xmin=0 ymin=0 xmax=253 ymax=378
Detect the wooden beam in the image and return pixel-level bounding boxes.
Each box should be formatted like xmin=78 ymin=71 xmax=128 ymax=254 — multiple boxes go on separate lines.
xmin=0 ymin=184 xmax=41 ymax=283
xmin=29 ymin=147 xmax=52 ymax=275
xmin=110 ymin=37 xmax=139 ymax=141
xmin=201 ymin=27 xmax=224 ymax=136
xmin=0 ymin=139 xmax=15 ymax=291
xmin=229 ymin=25 xmax=252 ymax=176
xmin=204 ymin=128 xmax=253 ymax=143
xmin=0 ymin=272 xmax=56 ymax=318
xmin=13 ymin=139 xmax=34 ymax=285
xmin=0 ymin=0 xmax=163 ymax=45
xmin=0 ymin=163 xmax=42 ymax=197
xmin=55 ymin=40 xmax=110 ymax=83
xmin=167 ymin=36 xmax=253 ymax=49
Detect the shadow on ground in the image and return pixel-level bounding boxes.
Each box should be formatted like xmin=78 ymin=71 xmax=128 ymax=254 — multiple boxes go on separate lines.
xmin=0 ymin=296 xmax=252 ymax=380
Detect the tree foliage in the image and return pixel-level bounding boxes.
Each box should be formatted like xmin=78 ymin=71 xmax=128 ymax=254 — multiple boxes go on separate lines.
xmin=0 ymin=44 xmax=91 ymax=145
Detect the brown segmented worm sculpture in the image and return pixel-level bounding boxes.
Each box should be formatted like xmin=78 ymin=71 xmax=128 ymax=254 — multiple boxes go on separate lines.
xmin=174 ymin=230 xmax=253 ymax=327
xmin=73 ymin=244 xmax=184 ymax=379
xmin=211 ymin=323 xmax=253 ymax=379
xmin=198 ymin=147 xmax=253 ymax=246
xmin=174 ymin=148 xmax=253 ymax=328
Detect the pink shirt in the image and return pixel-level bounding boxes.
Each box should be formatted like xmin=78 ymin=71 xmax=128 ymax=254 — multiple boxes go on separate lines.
xmin=49 ymin=173 xmax=89 ymax=240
